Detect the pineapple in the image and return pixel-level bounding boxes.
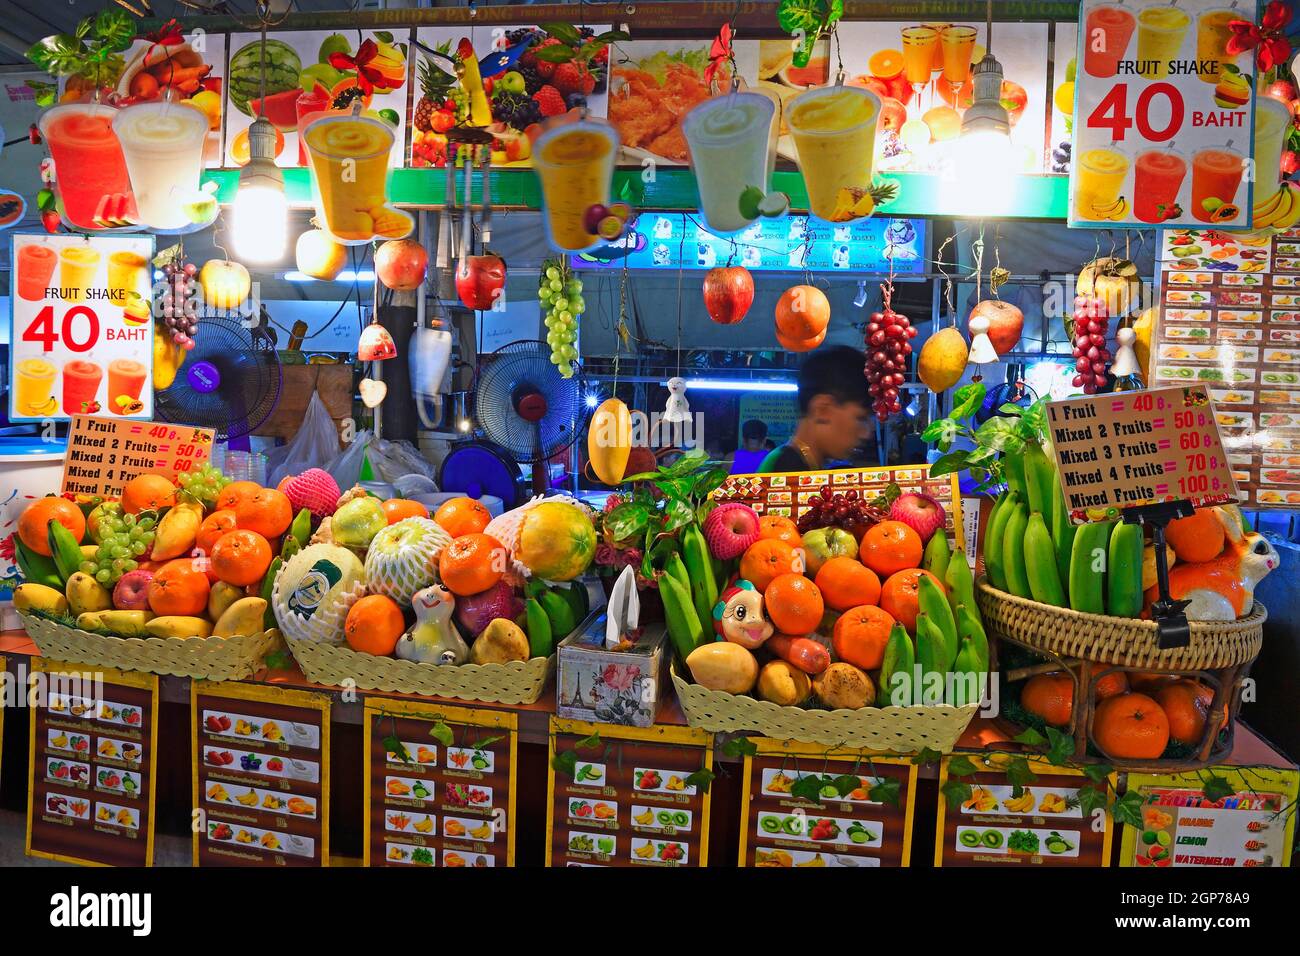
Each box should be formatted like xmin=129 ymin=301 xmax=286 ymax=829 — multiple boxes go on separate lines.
xmin=414 ymin=51 xmax=456 ymax=133
xmin=828 ymin=180 xmax=900 ymax=222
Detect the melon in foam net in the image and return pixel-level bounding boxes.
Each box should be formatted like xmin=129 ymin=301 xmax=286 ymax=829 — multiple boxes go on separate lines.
xmin=273 ymin=543 xmax=367 ymax=644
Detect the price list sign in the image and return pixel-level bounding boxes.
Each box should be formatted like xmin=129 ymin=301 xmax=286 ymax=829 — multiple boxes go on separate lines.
xmin=738 ymin=741 xmax=918 ymax=868
xmin=935 ymin=757 xmax=1115 ymax=867
xmin=192 ymin=682 xmax=330 ymax=867
xmin=1047 ymin=385 xmax=1238 ymax=523
xmin=1070 ymin=0 xmax=1257 ymax=229
xmin=546 ymin=718 xmax=713 ymax=867
xmin=26 ymin=660 xmax=158 ymax=867
xmin=363 ymin=699 xmax=518 ymax=868
xmin=60 ymin=415 xmax=214 ymax=500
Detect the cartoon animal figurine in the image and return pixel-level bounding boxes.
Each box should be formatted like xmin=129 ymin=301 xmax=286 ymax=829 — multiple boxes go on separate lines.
xmin=712 ymin=580 xmax=774 ymax=648
xmin=396 ymin=584 xmax=469 ymax=664
xmin=663 ymin=376 xmax=691 ymax=424
xmin=1148 ymin=530 xmax=1279 ymax=622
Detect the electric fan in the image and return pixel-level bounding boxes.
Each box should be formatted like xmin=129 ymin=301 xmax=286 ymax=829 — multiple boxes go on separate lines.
xmin=472 ymin=340 xmax=584 ymax=496
xmin=154 ymin=315 xmax=283 ymax=444
xmin=975 ymin=379 xmax=1039 ymax=425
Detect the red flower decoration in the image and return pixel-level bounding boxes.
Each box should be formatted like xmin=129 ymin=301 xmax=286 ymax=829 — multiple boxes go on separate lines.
xmin=704 ymin=23 xmax=734 ymax=87
xmin=1226 ymin=1 xmax=1294 ymax=72
xmin=0 ymin=532 xmax=16 ymax=565
xmin=329 ymin=38 xmax=384 ymax=97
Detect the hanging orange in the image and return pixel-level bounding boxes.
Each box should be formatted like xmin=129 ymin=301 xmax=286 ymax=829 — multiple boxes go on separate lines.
xmin=775 ymin=285 xmax=831 ymax=340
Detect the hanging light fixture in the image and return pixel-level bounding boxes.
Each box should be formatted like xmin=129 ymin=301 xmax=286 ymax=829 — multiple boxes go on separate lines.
xmin=231 ymin=28 xmax=288 ymax=262
xmin=945 ymin=0 xmax=1015 ymax=215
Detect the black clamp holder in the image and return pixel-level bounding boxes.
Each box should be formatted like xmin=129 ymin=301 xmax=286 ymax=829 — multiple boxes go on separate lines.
xmin=1121 ymin=499 xmax=1195 ymax=649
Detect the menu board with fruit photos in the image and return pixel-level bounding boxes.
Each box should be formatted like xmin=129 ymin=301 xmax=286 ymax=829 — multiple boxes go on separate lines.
xmin=546 ymin=718 xmax=713 ymax=867
xmin=192 ymin=681 xmax=330 ymax=867
xmin=935 ymin=755 xmax=1115 ymax=866
xmin=26 ymin=660 xmax=158 ymax=867
xmin=1119 ymin=766 xmax=1298 ymax=868
xmin=1153 ymin=227 xmax=1300 ymax=507
xmin=363 ymin=698 xmax=518 ymax=868
xmin=738 ymin=741 xmax=919 ymax=868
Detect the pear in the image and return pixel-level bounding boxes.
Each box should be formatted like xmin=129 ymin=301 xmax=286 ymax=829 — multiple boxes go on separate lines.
xmin=208 ymin=581 xmax=245 ymax=622
xmin=66 ymin=572 xmax=113 ymax=617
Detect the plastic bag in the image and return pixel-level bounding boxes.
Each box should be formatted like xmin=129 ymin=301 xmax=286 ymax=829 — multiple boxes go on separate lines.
xmin=323 ymin=429 xmax=440 ymax=491
xmin=266 ymin=391 xmax=340 ymax=488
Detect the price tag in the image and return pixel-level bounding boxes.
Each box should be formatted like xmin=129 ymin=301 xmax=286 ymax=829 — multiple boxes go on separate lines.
xmin=1046 ymin=385 xmax=1238 ymax=523
xmin=8 ymin=233 xmax=154 ymax=421
xmin=1070 ymin=0 xmax=1257 ymax=229
xmin=60 ymin=415 xmax=214 ymax=500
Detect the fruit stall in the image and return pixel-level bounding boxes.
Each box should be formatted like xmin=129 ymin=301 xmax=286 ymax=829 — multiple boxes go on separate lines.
xmin=0 ymin=0 xmax=1299 ymax=888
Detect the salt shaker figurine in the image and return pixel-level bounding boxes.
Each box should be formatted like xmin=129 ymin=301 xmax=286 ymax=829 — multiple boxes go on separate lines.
xmin=967 ymin=315 xmax=999 ymax=373
xmin=1110 ymin=326 xmax=1143 ymax=392
xmin=663 ymin=375 xmax=691 ymax=424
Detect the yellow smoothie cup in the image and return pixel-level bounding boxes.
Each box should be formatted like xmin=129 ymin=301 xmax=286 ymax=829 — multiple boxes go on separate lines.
xmin=1137 ymin=5 xmax=1191 ymax=78
xmin=1075 ymin=147 xmax=1131 ymax=220
xmin=14 ymin=357 xmax=57 ymax=417
xmin=1195 ymin=8 xmax=1240 ymax=83
xmin=533 ymin=119 xmax=619 ymax=252
xmin=1253 ymin=96 xmax=1290 ymax=189
xmin=304 ymin=114 xmax=408 ymax=244
xmin=787 ymin=85 xmax=880 ymax=222
xmin=107 ymin=250 xmax=148 ymax=305
xmin=59 ymin=245 xmax=101 ymax=302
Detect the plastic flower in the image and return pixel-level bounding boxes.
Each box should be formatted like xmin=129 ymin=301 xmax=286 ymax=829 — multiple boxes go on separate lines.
xmin=1227 ymin=1 xmax=1293 ymax=72
xmin=704 ymin=23 xmax=735 ymax=89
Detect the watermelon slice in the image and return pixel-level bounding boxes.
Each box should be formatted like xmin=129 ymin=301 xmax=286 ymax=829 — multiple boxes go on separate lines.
xmin=92 ymin=192 xmax=140 ymax=228
xmin=248 ymin=87 xmax=302 ymax=131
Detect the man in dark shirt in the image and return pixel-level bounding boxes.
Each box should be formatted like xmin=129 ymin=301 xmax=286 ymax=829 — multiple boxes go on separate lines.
xmin=758 ymin=345 xmax=873 ymax=473
xmin=730 ymin=419 xmax=769 ymax=474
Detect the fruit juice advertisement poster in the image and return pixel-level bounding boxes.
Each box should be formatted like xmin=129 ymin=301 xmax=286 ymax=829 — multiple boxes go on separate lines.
xmin=59 ymin=416 xmax=215 ymax=502
xmin=835 ymin=21 xmax=1050 ymax=174
xmin=934 ymin=757 xmax=1115 ymax=867
xmin=1069 ymin=0 xmax=1259 ymax=229
xmin=1049 ymin=21 xmax=1079 ymax=175
xmin=410 ymin=25 xmax=611 ymax=169
xmin=191 ymin=681 xmax=330 ymax=867
xmin=1119 ymin=767 xmax=1298 ymax=867
xmin=546 ymin=717 xmax=713 ymax=867
xmin=738 ymin=741 xmax=919 ymax=868
xmin=27 ymin=660 xmax=159 ymax=867
xmin=116 ymin=31 xmax=227 ymax=168
xmin=8 ymin=233 xmax=155 ymax=423
xmin=224 ymin=30 xmax=410 ymax=169
xmin=362 ymin=698 xmax=518 ymax=867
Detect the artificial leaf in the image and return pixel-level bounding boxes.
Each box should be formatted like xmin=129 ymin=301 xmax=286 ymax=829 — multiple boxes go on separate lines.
xmin=721 ymin=737 xmax=758 ymax=759
xmin=997 ymin=402 xmax=1026 ymax=417
xmin=541 ymin=22 xmax=583 ymax=45
xmin=1111 ymin=790 xmax=1145 ymax=828
xmin=1005 ymin=756 xmax=1039 ymax=789
xmin=791 ymin=774 xmax=826 ymax=803
xmin=946 ymin=754 xmax=978 ymax=778
xmin=1013 ymin=726 xmax=1047 ymax=747
xmin=868 ymin=776 xmax=902 ymax=808
xmin=912 ymin=747 xmax=943 ymax=766
xmin=950 ymin=382 xmax=987 ymax=420
xmin=604 ymin=502 xmax=650 ymax=542
xmin=927 ymin=450 xmax=971 ymax=479
xmin=941 ymin=778 xmax=973 ymax=810
xmin=26 ymin=35 xmax=87 ymax=76
xmin=1077 ymin=783 xmax=1109 ymax=819
xmin=921 ymin=417 xmax=962 ymax=449
xmin=92 ymin=8 xmax=135 ymax=53
xmin=1082 ymin=763 xmax=1114 ymax=785
xmin=830 ymin=773 xmax=859 ymax=797
xmin=551 ymin=750 xmax=577 ymax=778
xmin=382 ymin=734 xmax=412 ymax=763
xmin=263 ymin=649 xmax=292 ymax=671
xmin=472 ymin=735 xmax=504 ymax=751
xmin=375 ymin=30 xmax=394 ymax=43
xmin=428 ymin=720 xmax=454 ymax=747
xmin=664 ymin=447 xmax=709 ymax=477
xmin=685 ymin=767 xmax=715 ymax=793
xmin=575 ymin=731 xmax=602 ymax=750
xmin=1201 ymin=773 xmax=1235 ymax=803
xmin=594 ymin=30 xmax=631 ymax=43
xmin=663 ymin=496 xmax=696 ymax=532
xmin=28 ymin=80 xmax=57 ymax=107
xmin=974 ymin=414 xmax=1022 ymax=452
xmin=1044 ymin=726 xmax=1076 ymax=765
xmin=533 ymin=44 xmax=576 ymax=63
xmin=694 ymin=465 xmax=731 ymax=501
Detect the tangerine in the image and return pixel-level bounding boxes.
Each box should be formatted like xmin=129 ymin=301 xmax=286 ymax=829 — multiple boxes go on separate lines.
xmin=832 ymin=604 xmax=895 ymax=670
xmin=210 ymin=529 xmax=273 ymax=587
xmin=196 ymin=509 xmax=238 ymax=557
xmin=758 ymin=514 xmax=802 ymax=547
xmin=739 ymin=538 xmax=800 ymax=592
xmin=147 ymin=558 xmax=210 ymax=616
xmin=764 ymin=572 xmax=825 ymax=635
xmin=382 ymin=498 xmax=429 ymax=524
xmin=234 ymin=487 xmax=293 ymax=539
xmin=877 ymin=567 xmax=940 ymax=633
xmin=1092 ymin=692 xmax=1170 ymax=759
xmin=868 ymin=48 xmax=904 ymax=78
xmin=1129 ymin=671 xmax=1180 ymax=693
xmin=120 ymin=474 xmax=176 ymax=515
xmin=344 ymin=594 xmax=407 ymax=656
xmin=815 ymin=556 xmax=881 ymax=611
xmin=1165 ymin=509 xmax=1226 ymax=563
xmin=18 ymin=496 xmax=86 ymax=557
xmin=775 ymin=327 xmax=827 ymax=353
xmin=1154 ymin=680 xmax=1215 ymax=746
xmin=434 ymin=496 xmax=492 ymax=537
xmin=860 ymin=520 xmax=923 ymax=576
xmin=438 ymin=532 xmax=507 ymax=596
xmin=216 ymin=481 xmax=263 ymax=512
xmin=774 ymin=285 xmax=831 ymax=340
xmin=1088 ymin=661 xmax=1129 ymax=700
xmin=1020 ymin=672 xmax=1074 ymax=726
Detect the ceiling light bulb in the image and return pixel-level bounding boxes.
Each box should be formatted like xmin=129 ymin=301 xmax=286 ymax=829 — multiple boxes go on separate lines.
xmin=232 ymin=117 xmax=287 ymax=263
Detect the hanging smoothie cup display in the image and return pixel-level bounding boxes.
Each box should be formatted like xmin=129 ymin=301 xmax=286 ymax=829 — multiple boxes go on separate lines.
xmin=38 ymin=102 xmax=134 ymax=231
xmin=112 ymin=100 xmax=209 ymax=232
xmin=532 ymin=116 xmax=621 ymax=253
xmin=682 ymin=91 xmax=780 ymax=235
xmin=302 ymin=108 xmax=413 ymax=244
xmin=787 ymin=82 xmax=884 ymax=223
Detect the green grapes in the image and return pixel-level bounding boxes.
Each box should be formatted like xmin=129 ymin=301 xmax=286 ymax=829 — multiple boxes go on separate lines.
xmin=84 ymin=507 xmax=154 ymax=586
xmin=539 ymin=257 xmax=581 ymax=379
xmin=177 ymin=462 xmax=231 ymax=509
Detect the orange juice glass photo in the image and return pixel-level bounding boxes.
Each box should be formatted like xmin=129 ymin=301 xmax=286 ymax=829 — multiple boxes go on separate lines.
xmin=16 ymin=243 xmax=57 ymax=301
xmin=107 ymin=250 xmax=149 ymax=304
xmin=1196 ymin=8 xmax=1240 ymax=83
xmin=107 ymin=358 xmax=147 ymax=414
xmin=901 ymin=26 xmax=940 ymax=87
xmin=533 ymin=118 xmax=619 ymax=252
xmin=940 ymin=26 xmax=977 ymax=91
xmin=1191 ymin=147 xmax=1245 ymax=222
xmin=14 ymin=358 xmax=57 ymax=417
xmin=59 ymin=245 xmax=102 ymax=302
xmin=61 ymin=360 xmax=103 ymax=416
xmin=1083 ymin=5 xmax=1136 ymax=78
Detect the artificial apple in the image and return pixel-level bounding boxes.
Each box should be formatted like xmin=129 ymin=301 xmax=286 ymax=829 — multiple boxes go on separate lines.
xmin=455 ymin=253 xmax=507 ymax=311
xmin=199 ymin=259 xmax=251 ymax=310
xmin=702 ymin=502 xmax=761 ymax=560
xmin=1265 ymin=80 xmax=1297 ymax=104
xmin=888 ymin=492 xmax=946 ymax=544
xmin=112 ymin=570 xmax=155 ymax=611
xmin=967 ymin=299 xmax=1024 ymax=355
xmin=295 ymin=228 xmax=346 ymax=281
xmin=375 ymin=238 xmax=428 ymax=292
xmin=877 ymin=97 xmax=907 ymax=133
xmin=800 ymin=526 xmax=858 ymax=576
xmin=702 ymin=266 xmax=754 ymax=325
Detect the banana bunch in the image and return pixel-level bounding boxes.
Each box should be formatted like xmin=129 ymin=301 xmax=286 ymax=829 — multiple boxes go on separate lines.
xmin=1252 ymin=181 xmax=1300 ymax=232
xmin=1002 ymin=790 xmax=1036 ymax=814
xmin=660 ymin=525 xmax=717 ymax=662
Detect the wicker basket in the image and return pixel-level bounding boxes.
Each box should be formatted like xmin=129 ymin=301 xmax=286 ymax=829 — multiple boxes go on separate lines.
xmin=286 ymin=636 xmax=555 ymax=705
xmin=670 ymin=664 xmax=978 ymax=753
xmin=975 ymin=578 xmax=1265 ymax=670
xmin=20 ymin=612 xmax=284 ymax=681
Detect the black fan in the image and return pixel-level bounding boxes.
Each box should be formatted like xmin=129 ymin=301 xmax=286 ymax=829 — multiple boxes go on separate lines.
xmin=976 ymin=379 xmax=1039 ymax=425
xmin=154 ymin=315 xmax=282 ymax=444
xmin=473 ymin=340 xmax=583 ymax=496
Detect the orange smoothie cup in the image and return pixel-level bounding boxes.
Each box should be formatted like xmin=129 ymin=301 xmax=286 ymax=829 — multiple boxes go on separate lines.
xmin=14 ymin=358 xmax=57 ymax=417
xmin=17 ymin=243 xmax=57 ymax=301
xmin=1133 ymin=150 xmax=1188 ymax=223
xmin=1084 ymin=5 xmax=1137 ymax=78
xmin=1191 ymin=148 xmax=1245 ymax=222
xmin=107 ymin=358 xmax=147 ymax=414
xmin=62 ymin=360 xmax=103 ymax=415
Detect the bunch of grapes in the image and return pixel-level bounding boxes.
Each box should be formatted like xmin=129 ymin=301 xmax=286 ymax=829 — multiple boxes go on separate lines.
xmin=177 ymin=463 xmax=231 ymax=510
xmin=1071 ymin=295 xmax=1111 ymax=394
xmin=796 ymin=486 xmax=889 ymax=539
xmin=80 ymin=504 xmax=157 ymax=587
xmin=539 ymin=258 xmax=582 ymax=379
xmin=864 ymin=308 xmax=917 ymax=421
xmin=158 ymin=256 xmax=200 ymax=351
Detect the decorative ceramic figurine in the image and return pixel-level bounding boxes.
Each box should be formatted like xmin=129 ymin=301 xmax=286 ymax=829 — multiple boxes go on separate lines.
xmin=396 ymin=583 xmax=469 ymax=664
xmin=663 ymin=376 xmax=691 ymax=424
xmin=711 ymin=579 xmax=774 ymax=648
xmin=1153 ymin=508 xmax=1280 ymax=621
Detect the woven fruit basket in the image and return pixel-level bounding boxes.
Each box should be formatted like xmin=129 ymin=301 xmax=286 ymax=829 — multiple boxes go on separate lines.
xmin=286 ymin=636 xmax=554 ymax=705
xmin=670 ymin=663 xmax=979 ymax=753
xmin=19 ymin=612 xmax=284 ymax=681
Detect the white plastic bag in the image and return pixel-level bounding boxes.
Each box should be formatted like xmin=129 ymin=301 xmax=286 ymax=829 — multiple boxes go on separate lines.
xmin=266 ymin=391 xmax=340 ymax=487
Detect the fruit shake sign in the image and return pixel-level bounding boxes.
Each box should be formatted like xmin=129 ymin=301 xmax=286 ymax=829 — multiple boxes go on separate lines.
xmin=1070 ymin=0 xmax=1259 ymax=230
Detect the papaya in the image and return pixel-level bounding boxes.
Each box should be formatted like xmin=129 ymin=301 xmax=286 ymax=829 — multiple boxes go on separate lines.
xmin=587 ymin=398 xmax=632 ymax=485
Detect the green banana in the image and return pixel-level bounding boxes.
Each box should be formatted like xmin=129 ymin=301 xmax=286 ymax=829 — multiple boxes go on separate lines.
xmin=914 ymin=612 xmax=948 ymax=706
xmin=681 ymin=525 xmax=719 ymax=634
xmin=1068 ymin=520 xmax=1114 ymax=614
xmin=983 ymin=489 xmax=1019 ymax=592
xmin=878 ymin=623 xmax=916 ymax=707
xmin=1023 ymin=442 xmax=1055 ymax=516
xmin=47 ymin=519 xmax=84 ymax=584
xmin=951 ymin=635 xmax=988 ymax=706
xmin=917 ymin=572 xmax=957 ymax=668
xmin=664 ymin=551 xmax=690 ymax=597
xmin=955 ymin=603 xmax=989 ymax=671
xmin=260 ymin=556 xmax=283 ymax=629
xmin=1003 ymin=452 xmax=1028 ymax=501
xmin=558 ymin=580 xmax=587 ymax=624
xmin=525 ymin=597 xmax=554 ymax=657
xmin=525 ymin=578 xmax=547 ymax=600
xmin=1000 ymin=499 xmax=1031 ymax=598
xmin=921 ymin=529 xmax=951 ymax=584
xmin=14 ymin=537 xmax=63 ymax=589
xmin=569 ymin=581 xmax=590 ymax=620
xmin=1024 ymin=511 xmax=1067 ymax=606
xmin=660 ymin=572 xmax=705 ymax=661
xmin=944 ymin=541 xmax=975 ymax=618
xmin=539 ymin=589 xmax=577 ymax=637
xmin=1106 ymin=521 xmax=1144 ymax=618
xmin=290 ymin=507 xmax=312 ymax=548
xmin=1050 ymin=482 xmax=1076 ymax=603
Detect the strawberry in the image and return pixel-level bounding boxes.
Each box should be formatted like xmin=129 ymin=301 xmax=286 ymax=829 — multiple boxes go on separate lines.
xmin=552 ymin=61 xmax=595 ymax=97
xmin=41 ymin=209 xmax=60 ymax=233
xmin=532 ymin=85 xmax=567 ymax=118
xmin=535 ymin=38 xmax=563 ymax=79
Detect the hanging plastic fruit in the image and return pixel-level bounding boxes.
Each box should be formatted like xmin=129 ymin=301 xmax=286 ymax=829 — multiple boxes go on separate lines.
xmin=1071 ymin=295 xmax=1111 ymax=394
xmin=863 ymin=281 xmax=917 ymax=419
xmin=539 ymin=257 xmax=582 ymax=377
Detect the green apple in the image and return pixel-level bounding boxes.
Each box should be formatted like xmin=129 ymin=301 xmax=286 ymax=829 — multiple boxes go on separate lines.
xmin=331 ymin=497 xmax=388 ymax=548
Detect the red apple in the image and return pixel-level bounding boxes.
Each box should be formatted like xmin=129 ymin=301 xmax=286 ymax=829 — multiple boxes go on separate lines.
xmin=888 ymin=492 xmax=946 ymax=544
xmin=455 ymin=253 xmax=507 ymax=311
xmin=1000 ymin=80 xmax=1029 ymax=126
xmin=1265 ymin=80 xmax=1297 ymax=105
xmin=968 ymin=299 xmax=1025 ymax=355
xmin=878 ymin=97 xmax=907 ymax=133
xmin=702 ymin=266 xmax=754 ymax=325
xmin=375 ymin=238 xmax=428 ymax=292
xmin=112 ymin=570 xmax=154 ymax=611
xmin=702 ymin=503 xmax=761 ymax=560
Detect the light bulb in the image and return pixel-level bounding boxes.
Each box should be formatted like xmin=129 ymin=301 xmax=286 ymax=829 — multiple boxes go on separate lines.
xmin=232 ymin=183 xmax=288 ymax=263
xmin=942 ymin=128 xmax=1014 ymax=217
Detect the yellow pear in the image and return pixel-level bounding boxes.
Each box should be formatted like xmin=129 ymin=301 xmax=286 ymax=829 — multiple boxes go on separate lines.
xmin=208 ymin=581 xmax=245 ymax=622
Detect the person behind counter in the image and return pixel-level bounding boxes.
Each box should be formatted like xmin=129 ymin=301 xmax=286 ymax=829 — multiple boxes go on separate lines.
xmin=758 ymin=345 xmax=873 ymax=473
xmin=730 ymin=419 xmax=770 ymax=474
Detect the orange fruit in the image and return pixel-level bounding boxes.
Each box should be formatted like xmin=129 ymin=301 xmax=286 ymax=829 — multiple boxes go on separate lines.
xmin=764 ymin=572 xmax=825 ymax=635
xmin=1093 ymin=692 xmax=1170 ymax=759
xmin=775 ymin=285 xmax=831 ymax=340
xmin=878 ymin=567 xmax=941 ymax=634
xmin=832 ymin=604 xmax=895 ymax=670
xmin=815 ymin=556 xmax=881 ymax=611
xmin=1089 ymin=661 xmax=1129 ymax=701
xmin=776 ymin=327 xmax=827 ymax=353
xmin=147 ymin=558 xmax=210 ymax=616
xmin=434 ymin=496 xmax=492 ymax=537
xmin=1165 ymin=508 xmax=1226 ymax=563
xmin=868 ymin=48 xmax=904 ymax=78
xmin=234 ymin=487 xmax=293 ymax=539
xmin=860 ymin=520 xmax=923 ymax=576
xmin=1154 ymin=680 xmax=1215 ymax=746
xmin=120 ymin=474 xmax=177 ymax=515
xmin=438 ymin=532 xmax=507 ymax=596
xmin=228 ymin=124 xmax=284 ymax=165
xmin=1129 ymin=671 xmax=1180 ymax=694
xmin=18 ymin=496 xmax=86 ymax=556
xmin=216 ymin=480 xmax=263 ymax=512
xmin=344 ymin=594 xmax=407 ymax=656
xmin=196 ymin=509 xmax=238 ymax=556
xmin=738 ymin=538 xmax=799 ymax=592
xmin=1020 ymin=672 xmax=1075 ymax=727
xmin=382 ymin=498 xmax=429 ymax=524
xmin=210 ymin=529 xmax=273 ymax=587
xmin=758 ymin=514 xmax=801 ymax=547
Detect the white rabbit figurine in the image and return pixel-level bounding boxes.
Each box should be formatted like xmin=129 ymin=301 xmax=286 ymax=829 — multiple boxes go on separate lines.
xmin=396 ymin=584 xmax=468 ymax=664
